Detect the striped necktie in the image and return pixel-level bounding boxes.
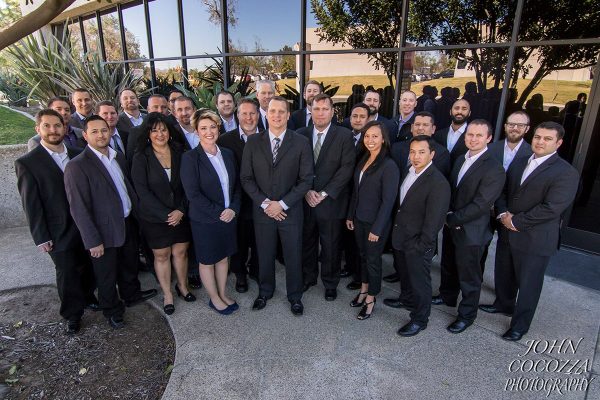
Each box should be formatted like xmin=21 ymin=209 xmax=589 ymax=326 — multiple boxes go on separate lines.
xmin=272 ymin=137 xmax=280 ymax=165
xmin=314 ymin=132 xmax=323 ymax=163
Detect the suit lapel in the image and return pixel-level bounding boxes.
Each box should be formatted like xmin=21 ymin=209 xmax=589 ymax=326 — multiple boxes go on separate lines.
xmin=197 ymin=146 xmax=225 ymax=204
xmin=170 ymin=147 xmax=182 ymax=189
xmin=451 ymin=157 xmax=464 ymax=187
xmin=519 ymin=153 xmax=558 ymax=190
xmin=457 ymin=151 xmax=488 ymax=189
xmin=33 ymin=146 xmax=64 ymax=177
xmin=259 ymin=132 xmax=273 ymax=165
xmin=273 ymin=130 xmax=292 ymax=166
xmin=84 ymin=147 xmax=121 ymax=197
xmin=222 ymin=149 xmax=236 ymax=199
xmin=400 ymin=166 xmax=432 ymax=207
xmin=315 ymin=126 xmax=336 ymax=168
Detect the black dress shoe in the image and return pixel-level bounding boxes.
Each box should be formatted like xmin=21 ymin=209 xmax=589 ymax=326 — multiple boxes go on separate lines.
xmin=108 ymin=316 xmax=125 ymax=329
xmin=479 ymin=304 xmax=513 ymax=316
xmin=383 ymin=298 xmax=414 ymax=310
xmin=235 ymin=275 xmax=248 ymax=293
xmin=324 ymin=289 xmax=337 ymax=301
xmin=188 ymin=275 xmax=202 ymax=289
xmin=175 ymin=285 xmax=197 ymax=302
xmin=502 ymin=329 xmax=525 ymax=341
xmin=163 ymin=304 xmax=175 ymax=315
xmin=346 ymin=281 xmax=361 ymax=290
xmin=85 ymin=302 xmax=101 ymax=312
xmin=302 ymin=282 xmax=316 ymax=292
xmin=397 ymin=322 xmax=427 ymax=337
xmin=447 ymin=319 xmax=472 ymax=334
xmin=339 ymin=269 xmax=352 ymax=278
xmin=431 ymin=295 xmax=456 ymax=307
xmin=253 ymin=296 xmax=268 ymax=310
xmin=66 ymin=319 xmax=81 ymax=335
xmin=290 ymin=300 xmax=304 ymax=316
xmin=382 ymin=273 xmax=400 ymax=283
xmin=125 ymin=289 xmax=158 ymax=307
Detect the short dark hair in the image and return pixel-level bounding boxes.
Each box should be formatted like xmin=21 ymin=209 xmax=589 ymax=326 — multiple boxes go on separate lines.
xmin=311 ymin=93 xmax=333 ymax=107
xmin=215 ymin=90 xmax=235 ymax=104
xmin=351 ymin=102 xmax=370 ymax=115
xmin=71 ymin=88 xmax=90 ymax=97
xmin=469 ymin=118 xmax=493 ymax=137
xmin=535 ymin=121 xmax=565 ymax=140
xmin=47 ymin=96 xmax=70 ymax=108
xmin=304 ymin=80 xmax=322 ymax=91
xmin=410 ymin=135 xmax=435 ymax=152
xmin=237 ymin=97 xmax=259 ymax=111
xmin=363 ymin=89 xmax=380 ymax=100
xmin=173 ymin=95 xmax=196 ymax=108
xmin=35 ymin=109 xmax=64 ymax=126
xmin=415 ymin=111 xmax=435 ymax=125
xmin=168 ymin=89 xmax=184 ymax=98
xmin=96 ymin=100 xmax=117 ymax=113
xmin=83 ymin=114 xmax=109 ymax=132
xmin=119 ymin=87 xmax=137 ymax=97
xmin=269 ymin=96 xmax=290 ymax=112
xmin=138 ymin=112 xmax=178 ymax=150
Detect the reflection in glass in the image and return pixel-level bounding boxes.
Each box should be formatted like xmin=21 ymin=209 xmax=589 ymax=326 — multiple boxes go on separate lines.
xmin=155 ymin=60 xmax=183 ymax=83
xmin=100 ymin=10 xmax=123 ymax=61
xmin=187 ymin=58 xmax=219 ymax=89
xmin=121 ymin=1 xmax=149 ymax=59
xmin=81 ymin=16 xmax=100 ymax=55
xmin=182 ymin=0 xmax=222 ymax=55
xmin=67 ymin=20 xmax=84 ymax=56
xmin=148 ymin=0 xmax=181 ymax=58
xmin=228 ymin=0 xmax=300 ymax=52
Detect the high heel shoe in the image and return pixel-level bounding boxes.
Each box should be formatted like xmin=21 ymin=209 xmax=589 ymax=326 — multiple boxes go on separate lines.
xmin=350 ymin=292 xmax=368 ymax=307
xmin=175 ymin=284 xmax=197 ymax=302
xmin=357 ymin=298 xmax=376 ymax=320
xmin=163 ymin=304 xmax=175 ymax=315
xmin=209 ymin=300 xmax=234 ymax=315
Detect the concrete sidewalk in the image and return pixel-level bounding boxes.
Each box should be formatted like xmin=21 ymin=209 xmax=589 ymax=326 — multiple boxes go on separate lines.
xmin=1 ymin=225 xmax=599 ymax=399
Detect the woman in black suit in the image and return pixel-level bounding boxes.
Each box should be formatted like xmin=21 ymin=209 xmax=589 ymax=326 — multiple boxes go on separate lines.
xmin=131 ymin=113 xmax=195 ymax=315
xmin=346 ymin=120 xmax=400 ymax=320
xmin=181 ymin=110 xmax=241 ymax=315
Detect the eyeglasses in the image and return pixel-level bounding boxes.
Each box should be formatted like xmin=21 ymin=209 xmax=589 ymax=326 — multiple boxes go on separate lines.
xmin=505 ymin=122 xmax=529 ymax=129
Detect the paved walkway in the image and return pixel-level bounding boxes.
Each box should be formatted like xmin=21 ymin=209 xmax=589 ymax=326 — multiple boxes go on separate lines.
xmin=1 ymin=225 xmax=599 ymax=399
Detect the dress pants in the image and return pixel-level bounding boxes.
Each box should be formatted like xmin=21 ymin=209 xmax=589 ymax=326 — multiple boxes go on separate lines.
xmin=230 ymin=217 xmax=258 ymax=277
xmin=396 ymin=248 xmax=434 ymax=325
xmin=89 ymin=217 xmax=141 ymax=319
xmin=480 ymin=215 xmax=499 ymax=273
xmin=354 ymin=220 xmax=390 ymax=296
xmin=302 ymin=207 xmax=343 ymax=289
xmin=393 ymin=248 xmax=414 ymax=306
xmin=48 ymin=244 xmax=96 ymax=321
xmin=254 ymin=218 xmax=303 ymax=301
xmin=342 ymin=221 xmax=361 ymax=281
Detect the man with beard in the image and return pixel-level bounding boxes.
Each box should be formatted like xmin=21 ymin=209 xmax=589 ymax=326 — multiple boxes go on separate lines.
xmin=479 ymin=111 xmax=533 ymax=271
xmin=256 ymin=80 xmax=276 ymax=131
xmin=344 ymin=90 xmax=395 ymax=134
xmin=392 ymin=91 xmax=417 ymax=144
xmin=217 ymin=98 xmax=261 ymax=292
xmin=173 ymin=96 xmax=198 ymax=150
xmin=70 ymin=88 xmax=94 ymax=129
xmin=434 ymin=99 xmax=471 ymax=166
xmin=216 ymin=91 xmax=238 ymax=133
xmin=117 ymin=89 xmax=145 ymax=132
xmin=28 ymin=97 xmax=86 ymax=151
xmin=288 ymin=80 xmax=322 ymax=130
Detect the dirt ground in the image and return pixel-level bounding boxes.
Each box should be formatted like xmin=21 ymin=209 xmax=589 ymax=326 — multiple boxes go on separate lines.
xmin=0 ymin=286 xmax=175 ymax=400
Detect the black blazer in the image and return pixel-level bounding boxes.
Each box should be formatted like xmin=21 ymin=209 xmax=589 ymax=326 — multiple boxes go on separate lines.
xmin=131 ymin=144 xmax=188 ymax=224
xmin=117 ymin=111 xmax=146 ymax=133
xmin=288 ymin=108 xmax=311 ymax=130
xmin=392 ymin=165 xmax=451 ymax=253
xmin=217 ymin=128 xmax=254 ymax=220
xmin=487 ymin=139 xmax=533 ymax=171
xmin=298 ymin=124 xmax=356 ymax=219
xmin=390 ymin=138 xmax=451 ymax=180
xmin=219 ymin=114 xmax=239 ymax=134
xmin=434 ymin=124 xmax=469 ymax=165
xmin=69 ymin=112 xmax=89 ymax=129
xmin=347 ymin=157 xmax=400 ymax=236
xmin=495 ymin=153 xmax=579 ymax=256
xmin=446 ymin=150 xmax=505 ymax=246
xmin=111 ymin=128 xmax=130 ymax=158
xmin=180 ymin=145 xmax=241 ymax=223
xmin=391 ymin=113 xmax=416 ymax=143
xmin=15 ymin=145 xmax=83 ymax=252
xmin=240 ymin=130 xmax=313 ymax=223
xmin=64 ymin=146 xmax=138 ymax=250
xmin=257 ymin=111 xmax=269 ymax=132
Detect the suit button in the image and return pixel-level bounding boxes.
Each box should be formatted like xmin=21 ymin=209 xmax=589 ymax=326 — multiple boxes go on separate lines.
xmin=394 ymin=224 xmax=397 ymax=227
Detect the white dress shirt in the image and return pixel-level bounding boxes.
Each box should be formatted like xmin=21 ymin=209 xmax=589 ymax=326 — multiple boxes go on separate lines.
xmin=181 ymin=124 xmax=199 ymax=149
xmin=41 ymin=142 xmax=69 ymax=172
xmin=220 ymin=115 xmax=237 ymax=132
xmin=353 ymin=131 xmax=362 ymax=147
xmin=89 ymin=146 xmax=132 ymax=217
xmin=312 ymin=123 xmax=331 ymax=148
xmin=399 ymin=161 xmax=432 ymax=205
xmin=305 ymin=109 xmax=312 ymax=126
xmin=397 ymin=111 xmax=414 ymax=134
xmin=447 ymin=122 xmax=468 ymax=152
xmin=456 ymin=147 xmax=488 ymax=186
xmin=502 ymin=139 xmax=525 ymax=171
xmin=124 ymin=111 xmax=144 ymax=127
xmin=205 ymin=146 xmax=230 ymax=208
xmin=262 ymin=130 xmax=288 ymax=210
xmin=520 ymin=152 xmax=556 ymax=185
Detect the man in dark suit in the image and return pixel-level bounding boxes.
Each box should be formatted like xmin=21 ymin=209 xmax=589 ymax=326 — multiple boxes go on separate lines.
xmin=287 ymin=80 xmax=322 ymax=130
xmin=167 ymin=89 xmax=184 ymax=126
xmin=97 ymin=101 xmax=129 ymax=158
xmin=481 ymin=122 xmax=579 ymax=341
xmin=434 ymin=99 xmax=471 ymax=166
xmin=343 ymin=90 xmax=395 ymax=134
xmin=432 ymin=119 xmax=505 ymax=334
xmin=255 ymin=80 xmax=275 ymax=131
xmin=217 ymin=98 xmax=261 ymax=292
xmin=216 ymin=91 xmax=239 ymax=133
xmin=70 ymin=88 xmax=94 ymax=129
xmin=480 ymin=111 xmax=533 ymax=271
xmin=28 ymin=97 xmax=86 ymax=151
xmin=126 ymin=94 xmax=170 ymax=161
xmin=391 ymin=136 xmax=451 ymax=337
xmin=240 ymin=96 xmax=313 ymax=315
xmin=298 ymin=93 xmax=355 ymax=301
xmin=383 ymin=111 xmax=451 ymax=286
xmin=64 ymin=115 xmax=157 ymax=329
xmin=16 ymin=109 xmax=97 ymax=335
xmin=117 ymin=88 xmax=145 ymax=132
xmin=173 ymin=96 xmax=198 ymax=151
xmin=391 ymin=90 xmax=417 ymax=143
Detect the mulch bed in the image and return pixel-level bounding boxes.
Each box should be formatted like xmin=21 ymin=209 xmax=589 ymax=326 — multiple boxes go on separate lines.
xmin=0 ymin=286 xmax=175 ymax=400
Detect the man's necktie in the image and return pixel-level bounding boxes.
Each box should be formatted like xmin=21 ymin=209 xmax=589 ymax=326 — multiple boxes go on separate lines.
xmin=272 ymin=137 xmax=280 ymax=165
xmin=111 ymin=135 xmax=122 ymax=154
xmin=314 ymin=132 xmax=323 ymax=163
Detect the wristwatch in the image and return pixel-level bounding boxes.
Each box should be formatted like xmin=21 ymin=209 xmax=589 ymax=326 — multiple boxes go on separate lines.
xmin=320 ymin=191 xmax=328 ymax=198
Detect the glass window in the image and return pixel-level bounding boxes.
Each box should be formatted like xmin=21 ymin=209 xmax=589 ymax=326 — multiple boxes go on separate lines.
xmin=182 ymin=0 xmax=222 ymax=55
xmin=229 ymin=0 xmax=301 ymax=52
xmin=67 ymin=19 xmax=84 ymax=57
xmin=81 ymin=15 xmax=100 ymax=55
xmin=148 ymin=0 xmax=181 ymax=58
xmin=187 ymin=58 xmax=221 ymax=89
xmin=122 ymin=1 xmax=150 ymax=59
xmin=100 ymin=9 xmax=123 ymax=61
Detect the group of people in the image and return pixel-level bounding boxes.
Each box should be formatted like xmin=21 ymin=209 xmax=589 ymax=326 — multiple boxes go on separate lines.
xmin=16 ymin=79 xmax=579 ymax=342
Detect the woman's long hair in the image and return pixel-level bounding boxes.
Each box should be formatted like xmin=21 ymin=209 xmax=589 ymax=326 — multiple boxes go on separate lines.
xmin=137 ymin=112 xmax=179 ymax=151
xmin=357 ymin=120 xmax=391 ymax=173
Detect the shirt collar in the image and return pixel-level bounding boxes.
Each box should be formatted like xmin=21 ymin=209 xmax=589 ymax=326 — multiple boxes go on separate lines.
xmin=89 ymin=144 xmax=117 ymax=161
xmin=529 ymin=151 xmax=556 ymax=164
xmin=450 ymin=122 xmax=468 ymax=135
xmin=400 ymin=111 xmax=414 ymax=123
xmin=313 ymin=123 xmax=331 ymax=136
xmin=40 ymin=142 xmax=67 ymax=157
xmin=205 ymin=145 xmax=222 ymax=158
xmin=465 ymin=146 xmax=488 ymax=162
xmin=504 ymin=138 xmax=524 ymax=153
xmin=408 ymin=161 xmax=432 ymax=177
xmin=180 ymin=124 xmax=194 ymax=135
xmin=124 ymin=110 xmax=141 ymax=120
xmin=269 ymin=130 xmax=286 ymax=143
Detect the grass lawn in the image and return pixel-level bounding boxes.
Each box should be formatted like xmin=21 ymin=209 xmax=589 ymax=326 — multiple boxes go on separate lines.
xmin=275 ymin=76 xmax=592 ymax=106
xmin=0 ymin=106 xmax=34 ymax=145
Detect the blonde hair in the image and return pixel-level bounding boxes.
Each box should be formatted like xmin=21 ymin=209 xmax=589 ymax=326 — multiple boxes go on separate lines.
xmin=191 ymin=109 xmax=221 ymax=132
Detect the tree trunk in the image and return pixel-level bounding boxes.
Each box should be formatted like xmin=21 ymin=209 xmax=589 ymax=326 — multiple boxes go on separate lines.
xmin=517 ymin=66 xmax=550 ymax=107
xmin=0 ymin=0 xmax=75 ymax=51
